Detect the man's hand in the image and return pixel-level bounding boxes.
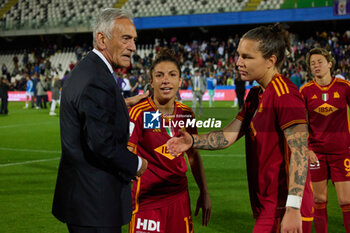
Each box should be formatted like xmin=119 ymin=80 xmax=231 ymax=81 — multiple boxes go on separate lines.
xmin=194 ymin=191 xmax=211 ymax=226
xmin=125 ymin=90 xmax=149 ymax=109
xmin=167 ymin=130 xmax=193 ymax=156
xmin=136 ymin=157 xmax=148 ymax=177
xmin=281 ymin=207 xmax=302 ymax=233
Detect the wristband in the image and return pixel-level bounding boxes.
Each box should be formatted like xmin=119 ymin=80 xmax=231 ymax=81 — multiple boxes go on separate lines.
xmin=190 ymin=134 xmax=194 ymax=148
xmin=286 ymin=195 xmax=302 ymax=209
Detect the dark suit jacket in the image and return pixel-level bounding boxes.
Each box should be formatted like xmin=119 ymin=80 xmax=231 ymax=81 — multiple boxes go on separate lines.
xmin=52 ymin=51 xmax=139 ymax=227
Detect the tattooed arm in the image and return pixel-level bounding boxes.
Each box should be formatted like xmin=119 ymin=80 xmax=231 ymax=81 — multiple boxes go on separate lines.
xmin=192 ymin=117 xmax=242 ymax=149
xmin=281 ymin=123 xmax=309 ymax=233
xmin=167 ymin=118 xmax=243 ymax=155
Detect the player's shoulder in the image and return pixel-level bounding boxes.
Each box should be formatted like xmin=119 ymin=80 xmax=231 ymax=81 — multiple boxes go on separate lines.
xmin=129 ymin=98 xmax=153 ymax=121
xmin=299 ymin=80 xmax=315 ymax=93
xmin=176 ymin=101 xmax=194 ymax=116
xmin=270 ymin=74 xmax=298 ymax=97
xmin=334 ymin=77 xmax=350 ymax=87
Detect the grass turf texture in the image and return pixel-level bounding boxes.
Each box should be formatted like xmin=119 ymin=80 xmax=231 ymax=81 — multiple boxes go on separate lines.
xmin=0 ymin=101 xmax=345 ymax=233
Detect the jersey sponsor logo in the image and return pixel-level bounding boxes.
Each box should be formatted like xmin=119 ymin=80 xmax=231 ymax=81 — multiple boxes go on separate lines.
xmin=154 ymin=143 xmax=180 ymax=160
xmin=309 ymin=160 xmax=320 ymax=170
xmin=143 ymin=110 xmax=161 ymax=129
xmin=311 ymin=94 xmax=318 ymax=99
xmin=313 ymin=103 xmax=338 ymax=116
xmin=322 ymin=93 xmax=329 ymax=101
xmin=334 ymin=91 xmax=340 ymax=98
xmin=136 ymin=218 xmax=160 ymax=232
xmin=152 ymin=129 xmax=161 ymax=133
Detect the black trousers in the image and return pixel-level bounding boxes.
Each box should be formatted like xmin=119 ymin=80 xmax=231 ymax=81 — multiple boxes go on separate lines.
xmin=0 ymin=97 xmax=8 ymax=114
xmin=67 ymin=224 xmax=121 ymax=233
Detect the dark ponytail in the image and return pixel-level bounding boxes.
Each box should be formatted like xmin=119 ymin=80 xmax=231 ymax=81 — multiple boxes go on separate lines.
xmin=242 ymin=23 xmax=291 ymax=69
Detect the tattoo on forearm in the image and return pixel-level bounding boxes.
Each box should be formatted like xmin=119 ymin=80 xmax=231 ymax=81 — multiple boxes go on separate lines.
xmin=194 ymin=130 xmax=229 ymax=150
xmin=284 ymin=124 xmax=308 ymax=197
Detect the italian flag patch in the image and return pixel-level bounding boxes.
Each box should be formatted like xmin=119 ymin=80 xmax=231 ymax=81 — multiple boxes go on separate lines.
xmin=165 ymin=126 xmax=175 ymax=137
xmin=322 ymin=93 xmax=329 ymax=102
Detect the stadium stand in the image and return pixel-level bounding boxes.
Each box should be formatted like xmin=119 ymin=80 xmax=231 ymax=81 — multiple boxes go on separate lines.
xmin=122 ymin=0 xmax=250 ymax=17
xmin=0 ymin=0 xmax=114 ymax=30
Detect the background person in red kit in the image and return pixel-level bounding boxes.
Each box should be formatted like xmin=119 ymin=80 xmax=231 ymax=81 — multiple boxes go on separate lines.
xmin=300 ymin=47 xmax=350 ymax=233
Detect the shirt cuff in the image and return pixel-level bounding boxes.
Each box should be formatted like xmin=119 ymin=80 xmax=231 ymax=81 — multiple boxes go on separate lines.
xmin=137 ymin=156 xmax=142 ymax=172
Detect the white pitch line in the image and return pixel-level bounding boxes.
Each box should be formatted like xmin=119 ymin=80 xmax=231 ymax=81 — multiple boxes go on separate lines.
xmin=0 ymin=121 xmax=56 ymax=129
xmin=0 ymin=157 xmax=60 ymax=167
xmin=0 ymin=147 xmax=60 ymax=154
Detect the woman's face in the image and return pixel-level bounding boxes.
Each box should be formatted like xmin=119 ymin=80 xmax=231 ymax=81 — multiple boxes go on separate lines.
xmin=151 ymin=61 xmax=181 ymax=104
xmin=309 ymin=54 xmax=332 ymax=79
xmin=236 ymin=39 xmax=272 ymax=83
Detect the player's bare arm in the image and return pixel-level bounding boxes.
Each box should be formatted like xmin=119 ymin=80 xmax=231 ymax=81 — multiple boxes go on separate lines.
xmin=281 ymin=123 xmax=308 ymax=232
xmin=167 ymin=118 xmax=242 ymax=155
xmin=186 ymin=148 xmax=211 ymax=226
xmin=284 ymin=123 xmax=309 ymax=198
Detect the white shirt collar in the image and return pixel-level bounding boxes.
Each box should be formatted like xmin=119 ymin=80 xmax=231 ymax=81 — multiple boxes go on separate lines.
xmin=92 ymin=48 xmax=114 ymax=74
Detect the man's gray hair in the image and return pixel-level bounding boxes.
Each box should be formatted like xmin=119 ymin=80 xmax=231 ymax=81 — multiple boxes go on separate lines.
xmin=93 ymin=8 xmax=133 ymax=46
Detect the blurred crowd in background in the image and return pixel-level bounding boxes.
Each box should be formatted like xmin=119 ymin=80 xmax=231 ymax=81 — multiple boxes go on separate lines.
xmin=1 ymin=29 xmax=349 ymax=97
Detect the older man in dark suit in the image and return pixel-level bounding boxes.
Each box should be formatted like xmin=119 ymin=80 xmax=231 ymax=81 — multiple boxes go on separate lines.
xmin=52 ymin=8 xmax=148 ymax=233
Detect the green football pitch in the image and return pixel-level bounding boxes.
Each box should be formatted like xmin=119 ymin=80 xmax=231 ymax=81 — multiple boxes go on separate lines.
xmin=0 ymin=101 xmax=345 ymax=233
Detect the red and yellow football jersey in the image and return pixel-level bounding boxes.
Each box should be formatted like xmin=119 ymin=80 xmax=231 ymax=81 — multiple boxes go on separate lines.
xmin=236 ymin=74 xmax=312 ymax=219
xmin=300 ymin=77 xmax=350 ymax=155
xmin=128 ymin=97 xmax=197 ymax=212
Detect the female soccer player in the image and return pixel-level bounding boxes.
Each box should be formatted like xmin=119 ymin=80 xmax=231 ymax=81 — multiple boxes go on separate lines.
xmin=167 ymin=24 xmax=313 ymax=233
xmin=300 ymin=48 xmax=350 ymax=233
xmin=128 ymin=49 xmax=211 ymax=233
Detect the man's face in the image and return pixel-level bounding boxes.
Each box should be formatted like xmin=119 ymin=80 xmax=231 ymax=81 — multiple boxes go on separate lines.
xmin=99 ymin=18 xmax=137 ymax=68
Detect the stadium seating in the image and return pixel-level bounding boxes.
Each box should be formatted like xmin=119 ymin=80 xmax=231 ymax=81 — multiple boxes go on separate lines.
xmin=1 ymin=0 xmax=115 ymax=30
xmin=0 ymin=50 xmax=76 ymax=78
xmin=122 ymin=0 xmax=250 ymax=17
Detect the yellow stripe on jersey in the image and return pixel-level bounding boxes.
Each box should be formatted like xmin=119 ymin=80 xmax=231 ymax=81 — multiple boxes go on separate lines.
xmin=132 ymin=177 xmax=142 ymax=215
xmin=129 ymin=101 xmax=149 ymax=116
xmin=336 ymin=78 xmax=350 ymax=87
xmin=299 ymin=81 xmax=315 ymax=93
xmin=275 ymin=78 xmax=286 ymax=95
xmin=272 ymin=80 xmax=281 ymax=97
xmin=302 ymin=217 xmax=314 ymax=222
xmin=133 ymin=106 xmax=152 ymax=121
xmin=130 ymin=102 xmax=150 ymax=120
xmin=128 ymin=142 xmax=137 ymax=154
xmin=281 ymin=119 xmax=307 ymax=130
xmin=277 ymin=76 xmax=289 ymax=94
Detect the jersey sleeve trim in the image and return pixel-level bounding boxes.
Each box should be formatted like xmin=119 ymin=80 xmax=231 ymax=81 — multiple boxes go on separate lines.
xmin=132 ymin=178 xmax=142 ymax=214
xmin=128 ymin=142 xmax=137 ymax=154
xmin=281 ymin=119 xmax=307 ymax=130
xmin=236 ymin=115 xmax=244 ymax=121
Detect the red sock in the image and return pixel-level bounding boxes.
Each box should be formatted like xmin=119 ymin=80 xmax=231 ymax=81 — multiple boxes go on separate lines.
xmin=302 ymin=220 xmax=312 ymax=233
xmin=341 ymin=204 xmax=350 ymax=233
xmin=314 ymin=202 xmax=327 ymax=233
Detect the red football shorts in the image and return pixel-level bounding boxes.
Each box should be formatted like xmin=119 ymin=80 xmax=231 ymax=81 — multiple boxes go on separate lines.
xmin=310 ymin=153 xmax=350 ymax=182
xmin=129 ymin=191 xmax=193 ymax=233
